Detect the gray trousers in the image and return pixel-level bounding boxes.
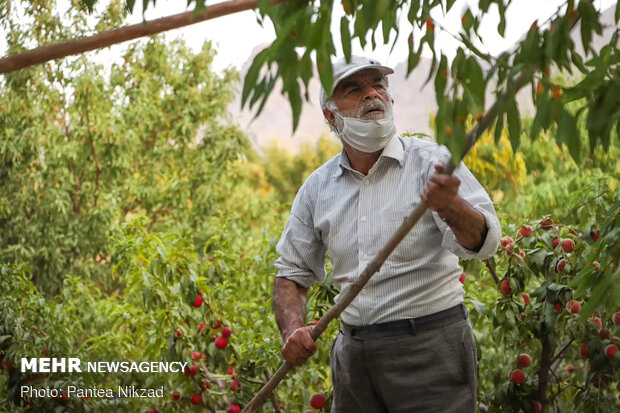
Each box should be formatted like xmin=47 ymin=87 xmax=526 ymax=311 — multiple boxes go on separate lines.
xmin=330 ymin=315 xmax=477 ymax=413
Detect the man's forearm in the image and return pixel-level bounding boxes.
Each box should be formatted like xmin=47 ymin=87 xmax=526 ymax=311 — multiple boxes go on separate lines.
xmin=274 ymin=277 xmax=308 ymax=341
xmin=438 ymin=196 xmax=488 ymax=251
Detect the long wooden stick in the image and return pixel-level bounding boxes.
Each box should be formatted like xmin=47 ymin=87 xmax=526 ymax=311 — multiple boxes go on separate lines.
xmin=0 ymin=0 xmax=292 ymax=74
xmin=242 ymin=71 xmax=532 ymax=412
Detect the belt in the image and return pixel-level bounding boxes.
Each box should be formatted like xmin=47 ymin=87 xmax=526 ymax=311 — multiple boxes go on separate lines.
xmin=341 ymin=303 xmax=468 ymax=340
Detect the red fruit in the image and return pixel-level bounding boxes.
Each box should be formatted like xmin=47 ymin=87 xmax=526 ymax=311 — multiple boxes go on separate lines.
xmin=519 ymin=225 xmax=533 ymax=237
xmin=198 ymin=322 xmax=206 ymax=333
xmin=580 ymin=343 xmax=588 ymax=359
xmin=171 ymin=390 xmax=180 ymax=401
xmin=305 ymin=411 xmax=317 ymax=413
xmin=228 ymin=403 xmax=241 ymax=413
xmin=556 ymin=259 xmax=567 ymax=272
xmin=592 ymin=261 xmax=601 ymax=271
xmin=566 ymin=300 xmax=581 ymax=314
xmin=554 ymin=302 xmax=563 ymax=312
xmin=213 ymin=318 xmax=222 ymax=329
xmin=174 ymin=328 xmax=182 ymax=338
xmin=227 ymin=366 xmax=236 ymax=376
xmin=222 ymin=326 xmax=233 ymax=338
xmin=522 ymin=293 xmax=530 ymax=305
xmin=506 ymin=244 xmax=514 ymax=255
xmin=533 ymin=400 xmax=542 ymax=412
xmin=592 ymin=373 xmax=608 ymax=388
xmin=147 ymin=409 xmax=158 ymax=413
xmin=589 ymin=317 xmax=602 ymax=331
xmin=552 ymin=238 xmax=560 ymax=249
xmin=501 ymin=236 xmax=513 ymax=247
xmin=193 ymin=293 xmax=203 ymax=308
xmin=185 ymin=364 xmax=198 ymax=375
xmin=459 ymin=272 xmax=466 ymax=284
xmin=510 ymin=369 xmax=526 ymax=384
xmin=211 ymin=332 xmax=218 ymax=341
xmin=191 ymin=393 xmax=203 ymax=405
xmin=215 ymin=336 xmax=229 ymax=349
xmin=500 ymin=279 xmax=511 ymax=296
xmin=191 ymin=351 xmax=202 ymax=361
xmin=310 ymin=393 xmax=327 ymax=409
xmin=519 ymin=251 xmax=525 ymax=258
xmin=600 ymin=329 xmax=610 ymax=340
xmin=517 ymin=354 xmax=532 ymax=368
xmin=562 ymin=239 xmax=575 ymax=253
xmin=540 ymin=218 xmax=554 ymax=230
xmin=565 ymin=364 xmax=575 ymax=374
xmin=591 ymin=230 xmax=600 ymax=241
xmin=611 ymin=336 xmax=620 ymax=345
xmin=200 ymin=380 xmax=211 ymax=391
xmin=230 ymin=379 xmax=240 ymax=392
xmin=613 ymin=312 xmax=620 ymax=326
xmin=605 ymin=344 xmax=618 ymax=358
xmin=5 ymin=358 xmax=15 ymax=371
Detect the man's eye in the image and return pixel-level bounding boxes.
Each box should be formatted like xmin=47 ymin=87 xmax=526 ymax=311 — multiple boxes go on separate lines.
xmin=347 ymin=87 xmax=359 ymax=94
xmin=375 ymin=84 xmax=385 ymax=89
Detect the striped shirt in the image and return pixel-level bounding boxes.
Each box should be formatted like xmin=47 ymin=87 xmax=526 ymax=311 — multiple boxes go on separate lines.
xmin=275 ymin=135 xmax=501 ymax=326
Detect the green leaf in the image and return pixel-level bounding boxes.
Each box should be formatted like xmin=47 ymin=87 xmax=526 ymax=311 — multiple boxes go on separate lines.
xmin=470 ymin=300 xmax=486 ymax=314
xmin=241 ymin=49 xmax=269 ymax=109
xmin=497 ymin=1 xmax=506 ymax=37
xmin=494 ymin=111 xmax=504 ymax=144
xmin=531 ymin=97 xmax=550 ymax=140
xmin=557 ymin=109 xmax=581 ymax=164
xmin=434 ymin=55 xmax=448 ymax=105
xmin=506 ymin=99 xmax=521 ymax=152
xmin=340 ymin=17 xmax=352 ymax=61
xmin=316 ymin=49 xmax=333 ymax=104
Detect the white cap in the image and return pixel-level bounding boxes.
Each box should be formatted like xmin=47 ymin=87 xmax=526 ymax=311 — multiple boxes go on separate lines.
xmin=319 ymin=55 xmax=394 ymax=110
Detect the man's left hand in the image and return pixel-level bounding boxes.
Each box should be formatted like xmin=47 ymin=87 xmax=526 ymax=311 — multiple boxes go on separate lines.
xmin=420 ymin=164 xmax=460 ymax=216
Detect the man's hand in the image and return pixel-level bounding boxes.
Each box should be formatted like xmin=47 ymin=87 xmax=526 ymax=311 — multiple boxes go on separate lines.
xmin=420 ymin=164 xmax=461 ymax=216
xmin=420 ymin=163 xmax=488 ymax=251
xmin=282 ymin=325 xmax=317 ymax=366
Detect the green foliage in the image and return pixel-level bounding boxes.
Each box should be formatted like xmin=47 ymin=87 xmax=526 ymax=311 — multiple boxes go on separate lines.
xmin=0 ymin=1 xmax=248 ymax=294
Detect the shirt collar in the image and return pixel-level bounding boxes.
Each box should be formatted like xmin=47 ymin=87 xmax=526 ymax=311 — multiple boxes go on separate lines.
xmin=333 ymin=135 xmax=404 ymax=178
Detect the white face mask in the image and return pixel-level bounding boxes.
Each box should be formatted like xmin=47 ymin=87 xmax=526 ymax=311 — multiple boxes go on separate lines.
xmin=335 ymin=112 xmax=396 ymax=153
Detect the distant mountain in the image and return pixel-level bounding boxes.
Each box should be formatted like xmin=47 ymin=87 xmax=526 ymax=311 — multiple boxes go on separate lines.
xmin=227 ymin=5 xmax=616 ymax=152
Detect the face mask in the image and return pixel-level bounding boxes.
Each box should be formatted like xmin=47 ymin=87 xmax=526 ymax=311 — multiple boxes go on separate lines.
xmin=334 ymin=112 xmax=396 ymax=153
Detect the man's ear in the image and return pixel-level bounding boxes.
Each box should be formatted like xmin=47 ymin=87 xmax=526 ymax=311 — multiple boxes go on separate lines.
xmin=323 ymin=108 xmax=336 ymax=127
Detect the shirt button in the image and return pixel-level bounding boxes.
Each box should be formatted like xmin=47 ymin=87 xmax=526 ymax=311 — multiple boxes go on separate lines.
xmin=363 ymin=254 xmax=368 ymax=260
xmin=361 ymin=216 xmax=367 ymax=222
xmin=361 ymin=289 xmax=367 ymax=295
xmin=364 ymin=180 xmax=370 ymax=185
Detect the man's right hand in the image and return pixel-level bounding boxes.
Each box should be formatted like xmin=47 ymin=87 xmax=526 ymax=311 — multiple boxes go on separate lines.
xmin=282 ymin=325 xmax=317 ymax=366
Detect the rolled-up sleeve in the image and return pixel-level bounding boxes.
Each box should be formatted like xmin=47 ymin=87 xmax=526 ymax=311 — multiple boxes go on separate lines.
xmin=427 ymin=152 xmax=502 ymax=260
xmin=274 ymin=185 xmax=327 ymax=288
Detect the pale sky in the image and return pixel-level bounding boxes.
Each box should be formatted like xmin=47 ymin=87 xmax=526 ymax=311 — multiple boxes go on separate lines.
xmin=1 ymin=0 xmax=616 ymax=73
xmin=120 ymin=0 xmax=616 ymax=72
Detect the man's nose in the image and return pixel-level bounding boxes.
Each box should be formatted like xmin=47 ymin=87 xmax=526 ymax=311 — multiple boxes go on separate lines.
xmin=362 ymin=84 xmax=381 ymax=100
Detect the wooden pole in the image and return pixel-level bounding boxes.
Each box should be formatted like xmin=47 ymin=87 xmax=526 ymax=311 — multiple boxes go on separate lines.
xmin=0 ymin=0 xmax=293 ymax=74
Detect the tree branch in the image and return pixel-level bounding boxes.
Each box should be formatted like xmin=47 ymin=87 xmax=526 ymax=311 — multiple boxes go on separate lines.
xmin=0 ymin=0 xmax=293 ymax=74
xmin=484 ymin=258 xmax=501 ymax=285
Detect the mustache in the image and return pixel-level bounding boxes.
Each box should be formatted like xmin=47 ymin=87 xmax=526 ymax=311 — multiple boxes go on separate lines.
xmin=340 ymin=100 xmax=388 ymax=118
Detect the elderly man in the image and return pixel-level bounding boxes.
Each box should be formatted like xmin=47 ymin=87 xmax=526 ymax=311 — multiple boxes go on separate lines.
xmin=273 ymin=56 xmax=501 ymax=412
